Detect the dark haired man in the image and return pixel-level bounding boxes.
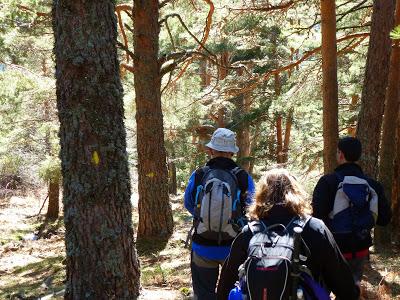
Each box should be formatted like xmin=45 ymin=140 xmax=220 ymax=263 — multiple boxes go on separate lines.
xmin=312 ymin=136 xmax=391 ymax=284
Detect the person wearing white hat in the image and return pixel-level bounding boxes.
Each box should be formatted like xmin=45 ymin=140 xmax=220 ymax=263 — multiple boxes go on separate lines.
xmin=184 ymin=128 xmax=255 ymax=300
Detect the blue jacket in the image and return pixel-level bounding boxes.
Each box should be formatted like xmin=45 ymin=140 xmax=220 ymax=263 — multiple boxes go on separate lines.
xmin=184 ymin=157 xmax=255 ymax=260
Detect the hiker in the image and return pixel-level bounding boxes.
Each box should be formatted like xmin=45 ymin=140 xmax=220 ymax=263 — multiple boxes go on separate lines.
xmin=184 ymin=128 xmax=255 ymax=300
xmin=217 ymin=168 xmax=360 ymax=300
xmin=312 ymin=136 xmax=392 ymax=284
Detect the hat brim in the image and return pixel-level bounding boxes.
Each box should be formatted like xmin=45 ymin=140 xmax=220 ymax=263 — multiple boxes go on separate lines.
xmin=205 ymin=142 xmax=239 ymax=154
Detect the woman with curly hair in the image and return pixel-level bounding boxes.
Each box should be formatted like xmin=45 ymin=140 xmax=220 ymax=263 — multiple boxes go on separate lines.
xmin=217 ymin=168 xmax=359 ymax=300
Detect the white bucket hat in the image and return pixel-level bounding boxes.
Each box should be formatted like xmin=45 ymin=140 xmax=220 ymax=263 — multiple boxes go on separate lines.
xmin=205 ymin=128 xmax=239 ymax=153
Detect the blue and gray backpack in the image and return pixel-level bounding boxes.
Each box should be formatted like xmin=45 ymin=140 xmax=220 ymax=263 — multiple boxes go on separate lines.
xmin=193 ymin=166 xmax=245 ymax=244
xmin=328 ymin=173 xmax=378 ymax=240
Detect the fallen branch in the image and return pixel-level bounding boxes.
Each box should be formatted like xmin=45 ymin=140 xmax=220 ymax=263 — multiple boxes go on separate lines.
xmin=37 ymin=194 xmax=49 ymax=216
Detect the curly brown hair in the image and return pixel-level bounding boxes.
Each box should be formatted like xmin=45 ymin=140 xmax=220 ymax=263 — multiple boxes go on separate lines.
xmin=248 ymin=168 xmax=312 ymax=220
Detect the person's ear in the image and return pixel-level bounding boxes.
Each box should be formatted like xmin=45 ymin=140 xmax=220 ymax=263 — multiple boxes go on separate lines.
xmin=337 ymin=149 xmax=345 ymax=162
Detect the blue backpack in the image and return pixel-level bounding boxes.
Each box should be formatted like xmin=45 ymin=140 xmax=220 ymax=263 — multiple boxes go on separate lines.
xmin=328 ymin=173 xmax=378 ymax=240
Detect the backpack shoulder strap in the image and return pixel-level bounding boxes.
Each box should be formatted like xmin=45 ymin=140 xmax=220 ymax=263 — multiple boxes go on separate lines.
xmin=334 ymin=171 xmax=344 ymax=182
xmin=231 ymin=166 xmax=242 ymax=175
xmin=198 ymin=166 xmax=211 ymax=183
xmin=291 ymin=215 xmax=312 ymax=258
xmin=248 ymin=220 xmax=267 ymax=235
xmin=287 ymin=215 xmax=311 ymax=232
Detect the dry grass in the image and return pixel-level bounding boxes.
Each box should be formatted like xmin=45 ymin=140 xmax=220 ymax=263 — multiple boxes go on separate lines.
xmin=0 ymin=191 xmax=399 ymax=300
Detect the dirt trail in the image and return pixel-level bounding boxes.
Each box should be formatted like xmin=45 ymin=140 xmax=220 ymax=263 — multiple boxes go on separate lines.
xmin=0 ymin=193 xmax=399 ymax=299
xmin=0 ymin=193 xmax=191 ymax=299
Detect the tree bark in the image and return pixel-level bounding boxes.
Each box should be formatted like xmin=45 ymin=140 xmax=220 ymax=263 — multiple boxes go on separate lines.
xmin=282 ymin=109 xmax=293 ymax=163
xmin=199 ymin=58 xmax=211 ymax=88
xmin=249 ymin=123 xmax=261 ymax=175
xmin=320 ymin=0 xmax=339 ymax=174
xmin=356 ymin=0 xmax=396 ymax=177
xmin=276 ymin=115 xmax=284 ymax=164
xmin=53 ymin=1 xmax=140 ymax=298
xmin=236 ymin=92 xmax=251 ymax=172
xmin=376 ymin=0 xmax=400 ymax=245
xmin=392 ymin=123 xmax=400 ymax=245
xmin=46 ymin=179 xmax=59 ymax=219
xmin=134 ymin=0 xmax=174 ymax=239
xmin=219 ymin=51 xmax=230 ymax=80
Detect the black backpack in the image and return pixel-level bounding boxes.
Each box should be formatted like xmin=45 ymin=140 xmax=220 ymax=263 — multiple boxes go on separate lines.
xmin=239 ymin=216 xmax=313 ymax=299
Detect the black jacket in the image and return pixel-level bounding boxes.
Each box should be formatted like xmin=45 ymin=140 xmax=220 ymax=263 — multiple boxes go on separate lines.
xmin=190 ymin=157 xmax=252 ymax=246
xmin=312 ymin=163 xmax=392 ymax=254
xmin=216 ymin=206 xmax=360 ymax=300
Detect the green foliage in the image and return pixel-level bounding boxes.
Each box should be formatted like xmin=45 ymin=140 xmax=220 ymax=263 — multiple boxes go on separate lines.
xmin=391 ymin=25 xmax=400 ymax=40
xmin=38 ymin=156 xmax=61 ymax=183
xmin=0 ymin=155 xmax=22 ymax=176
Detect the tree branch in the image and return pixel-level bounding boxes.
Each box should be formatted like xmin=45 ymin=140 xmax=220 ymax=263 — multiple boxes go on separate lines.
xmin=17 ymin=4 xmax=50 ymax=18
xmin=117 ymin=41 xmax=135 ymax=61
xmin=225 ymin=32 xmax=370 ymax=96
xmin=120 ymin=63 xmax=134 ymax=73
xmin=228 ymin=0 xmax=294 ymax=12
xmin=159 ymin=0 xmax=175 ymax=9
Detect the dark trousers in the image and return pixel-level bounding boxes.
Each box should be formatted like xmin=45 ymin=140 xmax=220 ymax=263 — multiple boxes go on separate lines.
xmin=347 ymin=256 xmax=368 ymax=285
xmin=191 ymin=251 xmax=225 ymax=300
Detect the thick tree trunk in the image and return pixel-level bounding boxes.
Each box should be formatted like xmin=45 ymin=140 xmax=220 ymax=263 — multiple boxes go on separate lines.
xmin=393 ymin=124 xmax=400 ymax=245
xmin=376 ymin=0 xmax=400 ymax=245
xmin=320 ymin=0 xmax=339 ymax=174
xmin=134 ymin=0 xmax=174 ymax=239
xmin=236 ymin=92 xmax=251 ymax=172
xmin=53 ymin=0 xmax=140 ymax=298
xmin=46 ymin=179 xmax=59 ymax=219
xmin=356 ymin=0 xmax=395 ymax=177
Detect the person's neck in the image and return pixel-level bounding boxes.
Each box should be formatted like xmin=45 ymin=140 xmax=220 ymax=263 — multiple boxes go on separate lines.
xmin=212 ymin=155 xmax=232 ymax=159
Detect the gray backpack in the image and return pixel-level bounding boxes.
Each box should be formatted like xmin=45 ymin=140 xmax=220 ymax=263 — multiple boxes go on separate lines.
xmin=193 ymin=167 xmax=243 ymax=244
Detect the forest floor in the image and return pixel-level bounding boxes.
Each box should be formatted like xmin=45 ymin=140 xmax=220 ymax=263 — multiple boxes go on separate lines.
xmin=0 ymin=189 xmax=399 ymax=299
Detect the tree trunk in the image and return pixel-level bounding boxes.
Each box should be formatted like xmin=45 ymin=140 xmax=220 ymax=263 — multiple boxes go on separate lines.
xmin=134 ymin=0 xmax=174 ymax=239
xmin=392 ymin=124 xmax=400 ymax=245
xmin=282 ymin=109 xmax=293 ymax=163
xmin=320 ymin=0 xmax=339 ymax=174
xmin=199 ymin=58 xmax=211 ymax=88
xmin=219 ymin=51 xmax=230 ymax=80
xmin=356 ymin=0 xmax=395 ymax=177
xmin=53 ymin=0 xmax=140 ymax=298
xmin=168 ymin=148 xmax=177 ymax=195
xmin=249 ymin=123 xmax=261 ymax=175
xmin=46 ymin=179 xmax=59 ymax=219
xmin=274 ymin=73 xmax=281 ymax=96
xmin=376 ymin=0 xmax=400 ymax=245
xmin=236 ymin=92 xmax=251 ymax=172
xmin=276 ymin=115 xmax=284 ymax=164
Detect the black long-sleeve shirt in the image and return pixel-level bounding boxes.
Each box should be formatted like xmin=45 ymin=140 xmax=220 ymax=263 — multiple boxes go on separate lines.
xmin=312 ymin=163 xmax=392 ymax=254
xmin=217 ymin=206 xmax=360 ymax=300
